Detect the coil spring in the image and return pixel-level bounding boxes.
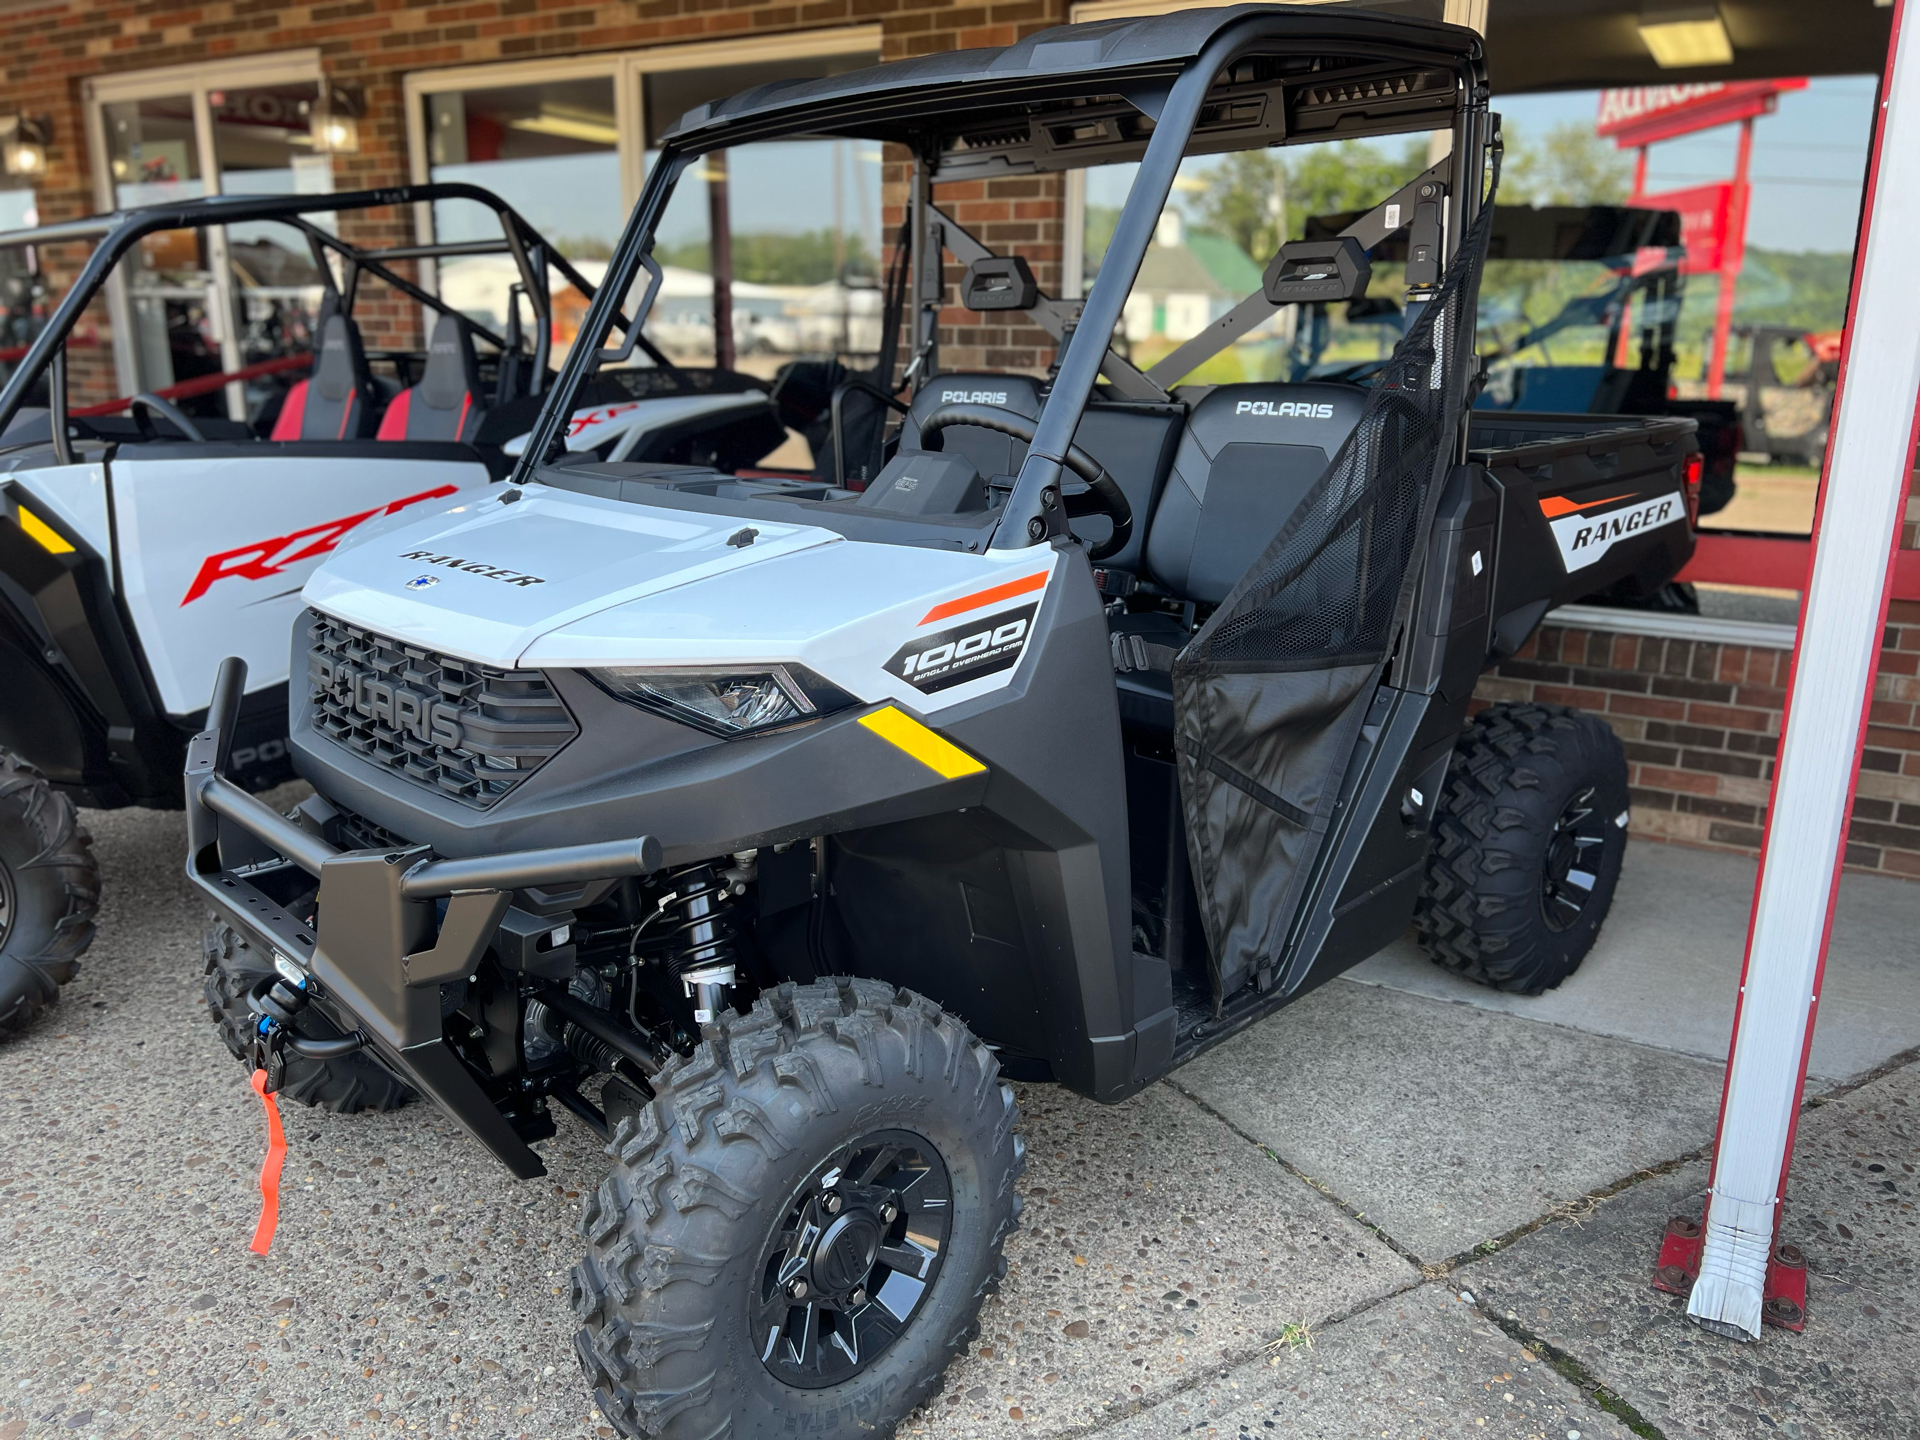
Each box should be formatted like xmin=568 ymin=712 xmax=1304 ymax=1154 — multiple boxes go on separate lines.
xmin=662 ymin=863 xmax=741 ymax=978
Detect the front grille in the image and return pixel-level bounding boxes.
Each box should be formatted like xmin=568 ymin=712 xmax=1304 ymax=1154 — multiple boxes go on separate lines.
xmin=307 ymin=615 xmax=577 ymax=809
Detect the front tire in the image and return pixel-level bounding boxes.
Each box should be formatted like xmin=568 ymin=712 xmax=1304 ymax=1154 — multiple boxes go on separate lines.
xmin=1414 ymin=703 xmax=1629 ymax=995
xmin=203 ymin=921 xmax=415 ymax=1112
xmin=0 ymin=751 xmax=100 ymax=1035
xmin=571 ymin=977 xmax=1024 ymax=1440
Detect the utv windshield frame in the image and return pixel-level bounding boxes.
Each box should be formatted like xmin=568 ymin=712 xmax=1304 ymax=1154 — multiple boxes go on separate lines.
xmin=0 ymin=181 xmax=667 ymax=447
xmin=514 ymin=4 xmax=1491 ymax=549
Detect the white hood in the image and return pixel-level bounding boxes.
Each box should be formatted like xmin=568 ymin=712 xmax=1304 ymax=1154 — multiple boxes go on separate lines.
xmin=302 ymin=485 xmax=840 ymax=667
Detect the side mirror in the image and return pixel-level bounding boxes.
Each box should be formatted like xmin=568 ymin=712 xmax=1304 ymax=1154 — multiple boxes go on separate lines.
xmin=961 ymin=256 xmax=1039 ymax=312
xmin=1262 ymin=237 xmax=1371 ymax=305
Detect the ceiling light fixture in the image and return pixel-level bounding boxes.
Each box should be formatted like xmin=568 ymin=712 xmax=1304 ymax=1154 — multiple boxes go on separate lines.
xmin=507 ymin=109 xmax=620 ymax=146
xmin=1637 ymin=5 xmax=1735 ymax=67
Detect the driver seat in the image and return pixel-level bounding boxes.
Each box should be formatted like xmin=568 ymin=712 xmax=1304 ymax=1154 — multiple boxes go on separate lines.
xmin=271 ymin=311 xmax=376 ymax=441
xmin=1113 ymin=381 xmax=1368 ymax=730
xmin=377 ymin=313 xmax=487 ymax=443
xmin=900 ymin=374 xmax=1042 ymax=478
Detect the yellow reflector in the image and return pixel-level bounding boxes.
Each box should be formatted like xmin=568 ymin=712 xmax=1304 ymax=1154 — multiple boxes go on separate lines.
xmin=16 ymin=504 xmax=74 ymax=555
xmin=858 ymin=706 xmax=987 ymax=780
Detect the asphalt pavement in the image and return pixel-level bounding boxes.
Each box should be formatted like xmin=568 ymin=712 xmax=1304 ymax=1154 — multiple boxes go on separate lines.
xmin=1 ymin=799 xmax=1915 ymax=1440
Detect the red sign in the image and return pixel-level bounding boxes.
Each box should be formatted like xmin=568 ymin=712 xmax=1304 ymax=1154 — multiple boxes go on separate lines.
xmin=1639 ymin=183 xmax=1733 ymax=275
xmin=1597 ymin=79 xmax=1807 ymax=147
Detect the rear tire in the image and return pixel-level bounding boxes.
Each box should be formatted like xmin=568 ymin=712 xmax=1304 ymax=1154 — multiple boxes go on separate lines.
xmin=571 ymin=977 xmax=1025 ymax=1440
xmin=1414 ymin=703 xmax=1629 ymax=995
xmin=0 ymin=751 xmax=100 ymax=1035
xmin=202 ymin=920 xmax=415 ymax=1112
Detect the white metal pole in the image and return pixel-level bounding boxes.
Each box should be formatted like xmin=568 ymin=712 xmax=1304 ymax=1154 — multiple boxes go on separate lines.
xmin=1688 ymin=0 xmax=1920 ymax=1340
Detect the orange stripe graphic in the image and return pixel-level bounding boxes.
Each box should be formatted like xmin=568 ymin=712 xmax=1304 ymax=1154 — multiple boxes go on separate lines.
xmin=920 ymin=570 xmax=1049 ymax=626
xmin=1539 ymin=492 xmax=1635 ymax=519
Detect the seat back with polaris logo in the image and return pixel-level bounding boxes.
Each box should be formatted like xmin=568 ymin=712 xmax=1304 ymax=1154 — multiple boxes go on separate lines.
xmin=901 ymin=374 xmax=1043 ymax=478
xmin=1144 ymin=382 xmax=1367 ymax=603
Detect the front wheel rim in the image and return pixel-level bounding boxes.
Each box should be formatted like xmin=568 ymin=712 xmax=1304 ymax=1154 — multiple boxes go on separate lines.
xmin=1542 ymin=784 xmax=1608 ymax=932
xmin=755 ymin=1128 xmax=952 ymax=1389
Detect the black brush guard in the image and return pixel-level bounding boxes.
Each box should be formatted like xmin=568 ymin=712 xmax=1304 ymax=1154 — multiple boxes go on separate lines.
xmin=185 ymin=657 xmax=664 ymax=1178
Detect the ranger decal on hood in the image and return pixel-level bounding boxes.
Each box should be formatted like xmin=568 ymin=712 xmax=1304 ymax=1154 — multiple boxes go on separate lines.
xmin=399 ymin=550 xmax=547 ymax=587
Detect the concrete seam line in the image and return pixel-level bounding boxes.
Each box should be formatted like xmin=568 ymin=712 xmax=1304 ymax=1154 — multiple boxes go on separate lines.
xmin=1160 ymin=1078 xmax=1433 ymax=1274
xmin=1470 ymin=1303 xmax=1672 ymax=1440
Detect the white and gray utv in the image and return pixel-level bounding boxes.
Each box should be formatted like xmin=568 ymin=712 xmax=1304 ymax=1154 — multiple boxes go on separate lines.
xmin=186 ymin=7 xmax=1700 ymax=1434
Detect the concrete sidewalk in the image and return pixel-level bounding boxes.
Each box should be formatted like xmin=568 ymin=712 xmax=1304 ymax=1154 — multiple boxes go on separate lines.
xmin=0 ymin=812 xmax=1914 ymax=1440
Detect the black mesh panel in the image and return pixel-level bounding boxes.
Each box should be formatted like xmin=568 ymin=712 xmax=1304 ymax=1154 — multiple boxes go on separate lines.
xmin=1171 ymin=173 xmax=1498 ymax=1006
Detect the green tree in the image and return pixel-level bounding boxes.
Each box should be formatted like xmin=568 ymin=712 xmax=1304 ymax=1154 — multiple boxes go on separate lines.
xmin=654 ymin=230 xmax=877 ymax=286
xmin=1192 ymin=137 xmax=1429 ymax=261
xmin=1502 ymin=121 xmax=1633 ymax=207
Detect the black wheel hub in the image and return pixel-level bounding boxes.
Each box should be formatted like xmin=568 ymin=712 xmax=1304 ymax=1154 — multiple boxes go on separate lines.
xmin=1542 ymin=785 xmax=1608 ymax=932
xmin=756 ymin=1129 xmax=951 ymax=1388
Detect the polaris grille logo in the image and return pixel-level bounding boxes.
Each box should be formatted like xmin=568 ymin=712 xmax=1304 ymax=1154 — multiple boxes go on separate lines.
xmin=1235 ymin=400 xmax=1336 ymax=419
xmin=400 ymin=551 xmax=546 ymax=587
xmin=885 ymin=604 xmax=1037 ymax=694
xmin=941 ymin=390 xmax=1009 ymax=406
xmin=310 ymin=653 xmax=464 ymax=749
xmin=1548 ymin=493 xmax=1685 ymax=573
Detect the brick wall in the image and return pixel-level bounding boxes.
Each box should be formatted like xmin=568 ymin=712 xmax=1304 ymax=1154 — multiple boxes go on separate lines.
xmin=1473 ymin=608 xmax=1920 ymax=880
xmin=1 ymin=0 xmax=1077 ymax=393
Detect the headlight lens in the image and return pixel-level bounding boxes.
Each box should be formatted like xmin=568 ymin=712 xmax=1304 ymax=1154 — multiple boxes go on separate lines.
xmin=586 ymin=663 xmax=856 ymax=737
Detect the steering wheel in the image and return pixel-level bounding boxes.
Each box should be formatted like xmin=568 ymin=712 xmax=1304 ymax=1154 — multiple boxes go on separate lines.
xmin=129 ymin=392 xmax=207 ymax=443
xmin=919 ymin=402 xmax=1133 ymax=561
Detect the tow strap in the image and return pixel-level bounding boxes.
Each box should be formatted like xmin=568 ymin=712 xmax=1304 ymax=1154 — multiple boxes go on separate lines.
xmin=248 ymin=1068 xmax=287 ymax=1255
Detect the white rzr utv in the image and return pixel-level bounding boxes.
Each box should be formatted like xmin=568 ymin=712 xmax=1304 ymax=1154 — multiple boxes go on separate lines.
xmin=187 ymin=7 xmax=1701 ymax=1434
xmin=0 ymin=183 xmax=795 ymax=1038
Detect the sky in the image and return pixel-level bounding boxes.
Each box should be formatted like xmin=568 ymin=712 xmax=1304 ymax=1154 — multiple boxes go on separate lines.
xmin=1495 ymin=75 xmax=1878 ymax=254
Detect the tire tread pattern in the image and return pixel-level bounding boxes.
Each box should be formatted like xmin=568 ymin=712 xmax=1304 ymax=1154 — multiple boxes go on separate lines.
xmin=0 ymin=750 xmax=100 ymax=1033
xmin=1413 ymin=702 xmax=1628 ymax=995
xmin=571 ymin=977 xmax=1025 ymax=1440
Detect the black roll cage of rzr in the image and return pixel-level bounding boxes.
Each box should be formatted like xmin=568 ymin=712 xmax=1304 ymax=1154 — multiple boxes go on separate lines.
xmin=0 ymin=181 xmax=674 ymax=452
xmin=512 ymin=5 xmax=1492 ymax=550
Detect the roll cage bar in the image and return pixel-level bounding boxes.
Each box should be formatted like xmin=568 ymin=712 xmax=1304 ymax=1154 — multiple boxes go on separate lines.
xmin=514 ymin=5 xmax=1491 ymax=554
xmin=0 ymin=181 xmax=671 ymax=443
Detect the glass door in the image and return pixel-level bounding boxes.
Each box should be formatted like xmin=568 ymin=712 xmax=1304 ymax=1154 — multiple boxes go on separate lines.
xmin=86 ymin=56 xmax=328 ymax=421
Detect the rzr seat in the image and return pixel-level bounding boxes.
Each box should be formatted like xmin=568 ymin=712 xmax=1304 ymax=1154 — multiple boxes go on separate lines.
xmin=1113 ymin=382 xmax=1367 ymax=729
xmin=271 ymin=312 xmax=376 ymax=441
xmin=377 ymin=312 xmax=486 ymax=443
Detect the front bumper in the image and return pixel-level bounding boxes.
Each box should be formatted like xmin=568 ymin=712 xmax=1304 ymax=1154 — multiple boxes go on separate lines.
xmin=185 ymin=658 xmax=664 ymax=1179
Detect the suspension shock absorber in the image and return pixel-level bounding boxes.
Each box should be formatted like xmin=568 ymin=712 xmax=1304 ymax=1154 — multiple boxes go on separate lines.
xmin=662 ymin=862 xmax=743 ymax=1025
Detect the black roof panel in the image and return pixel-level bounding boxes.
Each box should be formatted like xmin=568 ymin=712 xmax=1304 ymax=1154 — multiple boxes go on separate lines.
xmin=658 ymin=3 xmax=1482 ymax=150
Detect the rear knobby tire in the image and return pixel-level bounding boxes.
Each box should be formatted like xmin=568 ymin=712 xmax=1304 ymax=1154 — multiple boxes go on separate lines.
xmin=202 ymin=920 xmax=415 ymax=1112
xmin=0 ymin=751 xmax=100 ymax=1034
xmin=1414 ymin=702 xmax=1629 ymax=995
xmin=571 ymin=977 xmax=1025 ymax=1440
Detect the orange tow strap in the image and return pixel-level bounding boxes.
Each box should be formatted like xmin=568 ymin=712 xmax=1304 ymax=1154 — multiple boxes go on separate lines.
xmin=249 ymin=1069 xmax=287 ymax=1255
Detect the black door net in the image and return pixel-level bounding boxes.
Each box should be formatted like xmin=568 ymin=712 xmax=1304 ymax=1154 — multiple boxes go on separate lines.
xmin=1171 ymin=167 xmax=1499 ymax=1007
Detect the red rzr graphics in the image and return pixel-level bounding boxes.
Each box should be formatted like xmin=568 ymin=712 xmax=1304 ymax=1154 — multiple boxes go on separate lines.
xmin=180 ymin=484 xmax=460 ymax=606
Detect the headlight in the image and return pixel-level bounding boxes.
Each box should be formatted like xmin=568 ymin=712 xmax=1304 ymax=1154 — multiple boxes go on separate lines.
xmin=586 ymin=663 xmax=856 ymax=737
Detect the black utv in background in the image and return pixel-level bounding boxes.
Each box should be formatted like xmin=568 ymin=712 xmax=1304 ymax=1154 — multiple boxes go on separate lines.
xmin=185 ymin=7 xmax=1698 ymax=1436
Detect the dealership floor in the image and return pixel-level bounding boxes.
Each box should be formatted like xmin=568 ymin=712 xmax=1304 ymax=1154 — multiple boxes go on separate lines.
xmin=2 ymin=804 xmax=1917 ymax=1440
